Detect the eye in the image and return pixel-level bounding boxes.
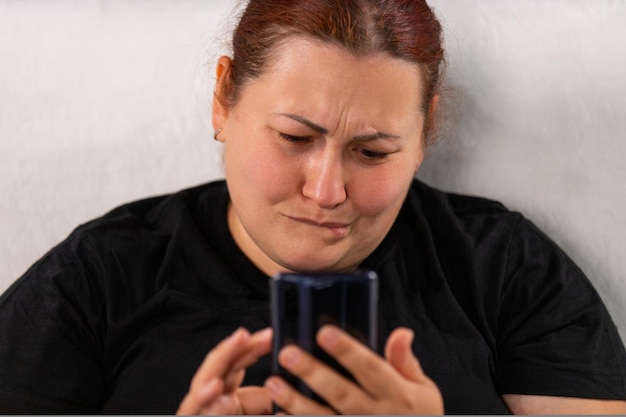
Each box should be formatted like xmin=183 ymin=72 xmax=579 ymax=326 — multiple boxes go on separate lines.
xmin=279 ymin=132 xmax=312 ymax=143
xmin=357 ymin=147 xmax=390 ymax=161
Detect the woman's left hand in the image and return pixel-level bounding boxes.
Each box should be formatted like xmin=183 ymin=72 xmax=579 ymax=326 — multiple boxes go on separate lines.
xmin=264 ymin=325 xmax=444 ymax=415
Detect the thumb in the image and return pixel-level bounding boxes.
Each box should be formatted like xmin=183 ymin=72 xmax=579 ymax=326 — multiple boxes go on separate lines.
xmin=384 ymin=327 xmax=428 ymax=383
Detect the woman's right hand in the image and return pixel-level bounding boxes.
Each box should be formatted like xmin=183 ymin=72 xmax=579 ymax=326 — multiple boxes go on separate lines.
xmin=176 ymin=327 xmax=273 ymax=415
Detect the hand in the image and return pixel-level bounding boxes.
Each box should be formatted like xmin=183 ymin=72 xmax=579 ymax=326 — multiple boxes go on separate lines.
xmin=177 ymin=327 xmax=273 ymax=415
xmin=264 ymin=326 xmax=444 ymax=415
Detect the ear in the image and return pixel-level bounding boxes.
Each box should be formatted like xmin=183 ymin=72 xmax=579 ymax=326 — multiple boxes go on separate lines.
xmin=430 ymin=93 xmax=440 ymax=115
xmin=416 ymin=95 xmax=439 ymax=175
xmin=212 ymin=56 xmax=234 ymax=138
xmin=420 ymin=93 xmax=440 ymax=150
xmin=426 ymin=93 xmax=439 ymax=133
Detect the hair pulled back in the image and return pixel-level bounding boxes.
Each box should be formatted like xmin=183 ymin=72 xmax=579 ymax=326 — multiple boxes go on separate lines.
xmin=221 ymin=0 xmax=445 ymax=145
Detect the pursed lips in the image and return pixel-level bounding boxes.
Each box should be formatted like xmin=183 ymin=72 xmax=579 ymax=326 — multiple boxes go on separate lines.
xmin=285 ymin=215 xmax=351 ymax=236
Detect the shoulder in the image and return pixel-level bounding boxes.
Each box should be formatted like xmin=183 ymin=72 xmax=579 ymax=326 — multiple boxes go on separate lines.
xmin=404 ymin=183 xmax=626 ymax=402
xmin=404 ymin=179 xmax=523 ymax=247
xmin=69 ymin=180 xmax=228 ymax=251
xmin=87 ymin=180 xmax=228 ymax=233
xmin=399 ymin=180 xmax=599 ymax=329
xmin=407 ymin=178 xmax=516 ymax=218
xmin=2 ymin=180 xmax=229 ymax=304
xmin=402 ymin=179 xmax=590 ymax=289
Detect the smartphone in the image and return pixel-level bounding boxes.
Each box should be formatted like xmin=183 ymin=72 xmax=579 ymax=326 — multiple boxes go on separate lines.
xmin=270 ymin=270 xmax=378 ymax=407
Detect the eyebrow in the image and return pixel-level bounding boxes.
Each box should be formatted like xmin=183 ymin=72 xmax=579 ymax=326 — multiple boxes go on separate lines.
xmin=353 ymin=131 xmax=402 ymax=142
xmin=278 ymin=113 xmax=401 ymax=141
xmin=279 ymin=113 xmax=328 ymax=134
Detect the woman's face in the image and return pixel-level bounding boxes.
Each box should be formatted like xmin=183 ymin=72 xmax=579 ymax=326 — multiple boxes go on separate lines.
xmin=213 ymin=37 xmax=426 ymax=275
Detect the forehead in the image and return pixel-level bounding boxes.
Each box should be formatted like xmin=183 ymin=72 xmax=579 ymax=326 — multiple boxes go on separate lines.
xmin=245 ymin=36 xmax=425 ymax=118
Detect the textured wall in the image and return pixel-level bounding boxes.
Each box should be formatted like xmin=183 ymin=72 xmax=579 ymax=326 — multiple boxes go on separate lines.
xmin=422 ymin=0 xmax=626 ymax=339
xmin=1 ymin=1 xmax=625 ymax=338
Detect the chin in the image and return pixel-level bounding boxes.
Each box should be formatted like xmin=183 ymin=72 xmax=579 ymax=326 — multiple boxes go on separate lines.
xmin=277 ymin=254 xmax=351 ymax=274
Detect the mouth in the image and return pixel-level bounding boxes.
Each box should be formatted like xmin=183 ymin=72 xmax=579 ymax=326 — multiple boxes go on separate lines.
xmin=286 ymin=216 xmax=351 ymax=237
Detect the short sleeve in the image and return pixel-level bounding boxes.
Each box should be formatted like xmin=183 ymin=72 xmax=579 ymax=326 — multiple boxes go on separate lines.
xmin=496 ymin=218 xmax=626 ymax=399
xmin=0 ymin=233 xmax=105 ymax=413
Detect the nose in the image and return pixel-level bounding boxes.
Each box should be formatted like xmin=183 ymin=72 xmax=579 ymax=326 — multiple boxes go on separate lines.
xmin=301 ymin=149 xmax=347 ymax=209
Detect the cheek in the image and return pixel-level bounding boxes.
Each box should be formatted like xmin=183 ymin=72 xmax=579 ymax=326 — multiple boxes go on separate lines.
xmin=224 ymin=131 xmax=296 ymax=202
xmin=350 ymin=167 xmax=413 ymax=219
xmin=352 ymin=143 xmax=424 ymax=218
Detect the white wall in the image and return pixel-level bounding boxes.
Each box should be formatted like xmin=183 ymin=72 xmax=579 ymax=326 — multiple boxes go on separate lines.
xmin=0 ymin=0 xmax=230 ymax=285
xmin=1 ymin=1 xmax=625 ymax=338
xmin=423 ymin=0 xmax=626 ymax=338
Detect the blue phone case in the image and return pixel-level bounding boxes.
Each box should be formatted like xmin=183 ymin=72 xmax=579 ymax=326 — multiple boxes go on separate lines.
xmin=270 ymin=270 xmax=378 ymax=407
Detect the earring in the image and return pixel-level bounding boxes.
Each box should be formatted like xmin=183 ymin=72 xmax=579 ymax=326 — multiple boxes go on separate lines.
xmin=213 ymin=128 xmax=223 ymax=141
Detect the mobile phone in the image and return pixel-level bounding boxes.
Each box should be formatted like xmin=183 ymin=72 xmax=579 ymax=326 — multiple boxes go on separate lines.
xmin=270 ymin=270 xmax=378 ymax=406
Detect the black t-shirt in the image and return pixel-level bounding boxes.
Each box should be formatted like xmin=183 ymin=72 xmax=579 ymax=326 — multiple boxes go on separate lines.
xmin=1 ymin=180 xmax=625 ymax=414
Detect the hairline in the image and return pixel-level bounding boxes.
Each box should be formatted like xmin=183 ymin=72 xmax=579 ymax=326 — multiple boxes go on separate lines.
xmin=229 ymin=32 xmax=427 ymax=112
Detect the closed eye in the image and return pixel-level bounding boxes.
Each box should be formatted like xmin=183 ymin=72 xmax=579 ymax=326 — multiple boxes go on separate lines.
xmin=357 ymin=147 xmax=390 ymax=161
xmin=279 ymin=132 xmax=313 ymax=143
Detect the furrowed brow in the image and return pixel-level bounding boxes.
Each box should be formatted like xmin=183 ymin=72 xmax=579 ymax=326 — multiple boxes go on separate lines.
xmin=277 ymin=113 xmax=401 ymax=141
xmin=278 ymin=113 xmax=328 ymax=134
xmin=353 ymin=131 xmax=402 ymax=141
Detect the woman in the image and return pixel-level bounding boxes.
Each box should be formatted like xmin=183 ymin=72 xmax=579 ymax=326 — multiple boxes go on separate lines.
xmin=1 ymin=0 xmax=625 ymax=414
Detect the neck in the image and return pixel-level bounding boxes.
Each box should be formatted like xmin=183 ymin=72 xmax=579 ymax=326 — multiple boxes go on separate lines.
xmin=227 ymin=201 xmax=290 ymax=277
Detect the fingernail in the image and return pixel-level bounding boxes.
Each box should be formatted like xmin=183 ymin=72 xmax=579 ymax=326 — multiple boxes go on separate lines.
xmin=265 ymin=378 xmax=282 ymax=395
xmin=319 ymin=326 xmax=339 ymax=348
xmin=256 ymin=327 xmax=273 ymax=338
xmin=280 ymin=346 xmax=300 ymax=365
xmin=230 ymin=327 xmax=248 ymax=341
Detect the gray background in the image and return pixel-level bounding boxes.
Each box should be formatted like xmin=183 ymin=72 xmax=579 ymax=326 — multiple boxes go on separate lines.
xmin=1 ymin=0 xmax=625 ymax=339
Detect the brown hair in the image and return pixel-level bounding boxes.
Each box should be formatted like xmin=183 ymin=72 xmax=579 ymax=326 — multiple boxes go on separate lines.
xmin=220 ymin=0 xmax=445 ymax=145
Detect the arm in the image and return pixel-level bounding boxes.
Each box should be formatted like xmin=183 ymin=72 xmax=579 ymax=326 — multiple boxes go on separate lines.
xmin=0 ymin=238 xmax=105 ymax=413
xmin=496 ymin=219 xmax=626 ymax=411
xmin=503 ymin=394 xmax=626 ymax=415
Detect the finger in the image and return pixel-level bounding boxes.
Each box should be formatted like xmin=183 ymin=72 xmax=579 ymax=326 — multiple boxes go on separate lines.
xmin=383 ymin=328 xmax=444 ymax=414
xmin=177 ymin=378 xmax=223 ymax=415
xmin=199 ymin=394 xmax=241 ymax=415
xmin=230 ymin=327 xmax=273 ymax=371
xmin=222 ymin=368 xmax=246 ymax=394
xmin=237 ymin=386 xmax=274 ymax=415
xmin=318 ymin=326 xmax=444 ymax=415
xmin=178 ymin=328 xmax=273 ymax=415
xmin=222 ymin=328 xmax=272 ymax=393
xmin=191 ymin=327 xmax=272 ymax=393
xmin=384 ymin=327 xmax=429 ymax=383
xmin=264 ymin=376 xmax=336 ymax=415
xmin=277 ymin=344 xmax=371 ymax=414
xmin=316 ymin=325 xmax=406 ymax=399
xmin=190 ymin=327 xmax=251 ymax=391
